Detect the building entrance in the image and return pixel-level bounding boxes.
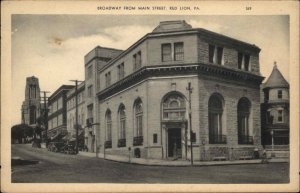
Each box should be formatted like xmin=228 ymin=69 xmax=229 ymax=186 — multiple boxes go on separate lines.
xmin=168 ymin=128 xmax=182 ymax=158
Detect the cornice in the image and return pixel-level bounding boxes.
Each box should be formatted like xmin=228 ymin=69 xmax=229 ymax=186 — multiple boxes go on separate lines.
xmin=97 ymin=63 xmax=264 ymax=101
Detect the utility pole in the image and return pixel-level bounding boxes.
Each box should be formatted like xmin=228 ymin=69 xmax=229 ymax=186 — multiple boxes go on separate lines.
xmin=70 ymin=80 xmax=83 ymax=154
xmin=40 ymin=91 xmax=50 ymax=147
xmin=186 ymin=82 xmax=193 ymax=166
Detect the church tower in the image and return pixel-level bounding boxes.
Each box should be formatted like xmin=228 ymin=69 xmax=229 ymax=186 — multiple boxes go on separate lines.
xmin=21 ymin=76 xmax=41 ymax=126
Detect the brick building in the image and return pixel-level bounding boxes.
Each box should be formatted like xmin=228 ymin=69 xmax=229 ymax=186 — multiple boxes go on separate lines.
xmin=21 ymin=76 xmax=42 ymax=126
xmin=47 ymin=85 xmax=74 ymax=140
xmin=261 ymin=63 xmax=289 ymax=146
xmin=90 ymin=20 xmax=264 ymax=161
xmin=66 ymin=81 xmax=85 ymax=137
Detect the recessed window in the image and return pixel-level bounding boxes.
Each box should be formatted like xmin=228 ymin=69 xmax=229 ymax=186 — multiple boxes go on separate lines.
xmin=105 ymin=71 xmax=111 ymax=87
xmin=237 ymin=98 xmax=253 ymax=144
xmin=209 ymin=44 xmax=223 ymax=65
xmin=105 ymin=110 xmax=112 ymax=149
xmin=133 ymin=51 xmax=142 ymax=70
xmin=87 ymin=85 xmax=93 ymax=97
xmin=174 ymin=42 xmax=184 ymax=61
xmin=87 ymin=65 xmax=93 ymax=79
xmin=118 ymin=105 xmax=126 ymax=147
xmin=238 ymin=52 xmax=251 ymax=71
xmin=278 ymin=90 xmax=283 ymax=99
xmin=191 ymin=132 xmax=196 ymax=143
xmin=208 ymin=94 xmax=225 ymax=144
xmin=162 ymin=43 xmax=172 ymax=62
xmin=162 ymin=94 xmax=186 ymax=120
xmin=278 ymin=110 xmax=283 ymax=122
xmin=118 ymin=63 xmax=125 ymax=80
xmin=153 ymin=134 xmax=157 ymax=143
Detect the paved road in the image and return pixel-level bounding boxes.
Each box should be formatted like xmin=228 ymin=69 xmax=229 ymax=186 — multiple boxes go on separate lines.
xmin=12 ymin=144 xmax=289 ymax=183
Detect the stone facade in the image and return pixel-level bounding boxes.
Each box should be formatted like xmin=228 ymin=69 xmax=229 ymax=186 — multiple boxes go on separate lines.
xmin=21 ymin=76 xmax=41 ymax=126
xmin=89 ymin=20 xmax=264 ymax=161
xmin=84 ymin=46 xmax=122 ymax=152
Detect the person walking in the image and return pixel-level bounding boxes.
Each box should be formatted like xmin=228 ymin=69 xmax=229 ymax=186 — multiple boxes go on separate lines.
xmin=261 ymin=149 xmax=268 ymax=164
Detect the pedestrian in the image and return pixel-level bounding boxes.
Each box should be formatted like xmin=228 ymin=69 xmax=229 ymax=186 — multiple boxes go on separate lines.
xmin=261 ymin=149 xmax=268 ymax=164
xmin=254 ymin=147 xmax=259 ymax=159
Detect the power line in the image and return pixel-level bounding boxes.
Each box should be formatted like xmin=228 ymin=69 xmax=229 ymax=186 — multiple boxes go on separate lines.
xmin=40 ymin=91 xmax=50 ymax=147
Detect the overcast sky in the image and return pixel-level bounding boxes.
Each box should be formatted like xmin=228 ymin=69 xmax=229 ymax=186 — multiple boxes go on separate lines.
xmin=11 ymin=15 xmax=289 ymax=125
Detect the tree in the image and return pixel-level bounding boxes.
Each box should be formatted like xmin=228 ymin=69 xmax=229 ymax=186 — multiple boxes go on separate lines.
xmin=11 ymin=124 xmax=33 ymax=144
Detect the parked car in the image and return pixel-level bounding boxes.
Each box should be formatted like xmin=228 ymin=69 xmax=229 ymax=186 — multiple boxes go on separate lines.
xmin=47 ymin=142 xmax=65 ymax=152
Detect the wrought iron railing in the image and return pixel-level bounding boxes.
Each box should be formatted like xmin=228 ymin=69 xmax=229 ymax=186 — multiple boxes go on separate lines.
xmin=117 ymin=138 xmax=126 ymax=147
xmin=209 ymin=134 xmax=227 ymax=144
xmin=104 ymin=140 xmax=112 ymax=148
xmin=133 ymin=136 xmax=143 ymax=146
xmin=238 ymin=135 xmax=253 ymax=144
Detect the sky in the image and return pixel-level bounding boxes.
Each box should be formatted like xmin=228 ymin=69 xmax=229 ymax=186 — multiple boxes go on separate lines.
xmin=11 ymin=15 xmax=289 ymax=125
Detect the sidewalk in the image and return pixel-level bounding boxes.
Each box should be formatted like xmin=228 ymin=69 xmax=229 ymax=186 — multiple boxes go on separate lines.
xmin=78 ymin=151 xmax=289 ymax=166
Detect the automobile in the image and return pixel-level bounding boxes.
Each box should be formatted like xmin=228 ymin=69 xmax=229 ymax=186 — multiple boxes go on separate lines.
xmin=47 ymin=142 xmax=65 ymax=152
xmin=62 ymin=141 xmax=76 ymax=154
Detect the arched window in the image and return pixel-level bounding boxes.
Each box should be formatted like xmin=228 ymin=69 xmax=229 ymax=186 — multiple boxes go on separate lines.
xmin=208 ymin=94 xmax=226 ymax=144
xmin=105 ymin=110 xmax=112 ymax=148
xmin=118 ymin=105 xmax=126 ymax=147
xmin=237 ymin=97 xmax=252 ymax=144
xmin=162 ymin=93 xmax=186 ymax=120
xmin=133 ymin=99 xmax=143 ymax=146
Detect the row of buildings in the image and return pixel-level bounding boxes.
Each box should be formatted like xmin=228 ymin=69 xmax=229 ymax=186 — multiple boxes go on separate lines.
xmin=21 ymin=20 xmax=289 ymax=161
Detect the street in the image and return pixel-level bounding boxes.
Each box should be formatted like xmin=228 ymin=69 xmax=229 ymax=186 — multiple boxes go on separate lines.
xmin=12 ymin=144 xmax=289 ymax=183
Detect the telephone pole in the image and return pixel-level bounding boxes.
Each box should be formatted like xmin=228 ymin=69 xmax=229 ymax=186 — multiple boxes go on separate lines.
xmin=186 ymin=82 xmax=193 ymax=166
xmin=70 ymin=80 xmax=83 ymax=154
xmin=40 ymin=91 xmax=50 ymax=147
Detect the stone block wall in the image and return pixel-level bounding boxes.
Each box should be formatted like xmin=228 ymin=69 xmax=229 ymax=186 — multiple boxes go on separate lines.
xmin=198 ymin=36 xmax=260 ymax=75
xmin=198 ymin=76 xmax=261 ymax=160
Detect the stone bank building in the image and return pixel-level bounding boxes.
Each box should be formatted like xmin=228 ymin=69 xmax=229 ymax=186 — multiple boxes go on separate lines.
xmin=89 ymin=20 xmax=264 ymax=161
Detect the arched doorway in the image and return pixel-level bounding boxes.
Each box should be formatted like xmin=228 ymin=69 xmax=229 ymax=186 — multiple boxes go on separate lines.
xmin=161 ymin=92 xmax=187 ymax=159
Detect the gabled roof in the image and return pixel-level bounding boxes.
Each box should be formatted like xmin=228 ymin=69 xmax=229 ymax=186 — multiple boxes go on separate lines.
xmin=264 ymin=63 xmax=289 ymax=89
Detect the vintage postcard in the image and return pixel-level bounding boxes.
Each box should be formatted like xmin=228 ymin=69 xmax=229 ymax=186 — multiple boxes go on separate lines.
xmin=1 ymin=0 xmax=299 ymax=192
